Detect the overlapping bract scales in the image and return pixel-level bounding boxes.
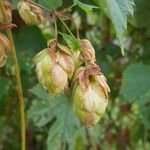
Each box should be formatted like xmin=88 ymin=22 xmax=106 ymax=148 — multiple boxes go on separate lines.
xmin=34 ymin=40 xmax=75 ymax=96
xmin=72 ymin=65 xmax=110 ymax=127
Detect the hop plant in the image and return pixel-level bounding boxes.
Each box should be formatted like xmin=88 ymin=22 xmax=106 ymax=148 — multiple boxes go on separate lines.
xmin=0 ymin=33 xmax=11 ymax=67
xmin=17 ymin=1 xmax=45 ymax=26
xmin=72 ymin=65 xmax=110 ymax=127
xmin=0 ymin=1 xmax=12 ymax=23
xmin=34 ymin=40 xmax=75 ymax=96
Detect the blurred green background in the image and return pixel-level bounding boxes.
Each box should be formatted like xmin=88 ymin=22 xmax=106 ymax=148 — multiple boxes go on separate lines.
xmin=0 ymin=0 xmax=150 ymax=149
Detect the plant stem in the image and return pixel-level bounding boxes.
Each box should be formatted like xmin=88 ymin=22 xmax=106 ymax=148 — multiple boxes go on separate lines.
xmin=71 ymin=17 xmax=80 ymax=39
xmin=66 ymin=3 xmax=76 ymax=12
xmin=58 ymin=16 xmax=76 ymax=38
xmin=0 ymin=1 xmax=26 ymax=150
xmin=54 ymin=17 xmax=58 ymax=41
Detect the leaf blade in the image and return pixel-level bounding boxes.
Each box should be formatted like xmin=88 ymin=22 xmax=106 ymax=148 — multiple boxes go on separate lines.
xmin=38 ymin=0 xmax=62 ymax=10
xmin=97 ymin=0 xmax=135 ymax=55
xmin=59 ymin=33 xmax=81 ymax=52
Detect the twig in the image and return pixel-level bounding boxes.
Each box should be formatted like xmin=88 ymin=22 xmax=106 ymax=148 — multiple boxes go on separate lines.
xmin=0 ymin=1 xmax=26 ymax=150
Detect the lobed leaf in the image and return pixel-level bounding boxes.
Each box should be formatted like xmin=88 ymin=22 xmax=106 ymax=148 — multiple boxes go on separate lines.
xmin=95 ymin=0 xmax=135 ymax=55
xmin=121 ymin=63 xmax=150 ymax=129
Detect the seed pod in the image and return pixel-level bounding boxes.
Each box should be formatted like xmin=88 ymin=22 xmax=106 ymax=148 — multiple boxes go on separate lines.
xmin=34 ymin=40 xmax=75 ymax=96
xmin=17 ymin=1 xmax=45 ymax=26
xmin=80 ymin=39 xmax=96 ymax=63
xmin=0 ymin=33 xmax=11 ymax=68
xmin=0 ymin=2 xmax=12 ymax=23
xmin=72 ymin=65 xmax=110 ymax=127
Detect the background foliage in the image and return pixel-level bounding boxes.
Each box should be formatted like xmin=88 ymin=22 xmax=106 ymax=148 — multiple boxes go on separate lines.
xmin=0 ymin=0 xmax=150 ymax=150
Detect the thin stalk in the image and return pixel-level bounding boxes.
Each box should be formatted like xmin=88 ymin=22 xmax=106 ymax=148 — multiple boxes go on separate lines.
xmin=54 ymin=17 xmax=58 ymax=41
xmin=66 ymin=3 xmax=76 ymax=12
xmin=0 ymin=1 xmax=26 ymax=150
xmin=71 ymin=17 xmax=80 ymax=39
xmin=58 ymin=16 xmax=76 ymax=38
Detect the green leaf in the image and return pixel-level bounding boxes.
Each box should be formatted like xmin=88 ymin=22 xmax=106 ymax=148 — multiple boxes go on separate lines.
xmin=106 ymin=0 xmax=134 ymax=55
xmin=121 ymin=63 xmax=150 ymax=101
xmin=96 ymin=0 xmax=134 ymax=55
xmin=120 ymin=63 xmax=150 ymax=129
xmin=59 ymin=33 xmax=81 ymax=52
xmin=38 ymin=0 xmax=62 ymax=10
xmin=138 ymin=90 xmax=150 ymax=129
xmin=14 ymin=26 xmax=47 ymax=57
xmin=47 ymin=96 xmax=84 ymax=150
xmin=74 ymin=0 xmax=98 ymax=14
xmin=28 ymin=85 xmax=55 ymax=127
xmin=28 ymin=85 xmax=86 ymax=149
xmin=129 ymin=0 xmax=150 ymax=31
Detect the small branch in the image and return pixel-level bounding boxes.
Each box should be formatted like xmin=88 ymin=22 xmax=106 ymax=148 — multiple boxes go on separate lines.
xmin=0 ymin=1 xmax=26 ymax=150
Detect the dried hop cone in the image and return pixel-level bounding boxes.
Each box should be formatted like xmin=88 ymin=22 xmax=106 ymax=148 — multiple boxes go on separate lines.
xmin=0 ymin=33 xmax=11 ymax=67
xmin=17 ymin=1 xmax=45 ymax=26
xmin=72 ymin=65 xmax=110 ymax=127
xmin=34 ymin=40 xmax=75 ymax=96
xmin=0 ymin=2 xmax=12 ymax=23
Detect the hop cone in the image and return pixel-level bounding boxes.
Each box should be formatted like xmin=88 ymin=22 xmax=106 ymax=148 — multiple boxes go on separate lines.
xmin=72 ymin=65 xmax=110 ymax=127
xmin=34 ymin=40 xmax=75 ymax=96
xmin=17 ymin=1 xmax=45 ymax=26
